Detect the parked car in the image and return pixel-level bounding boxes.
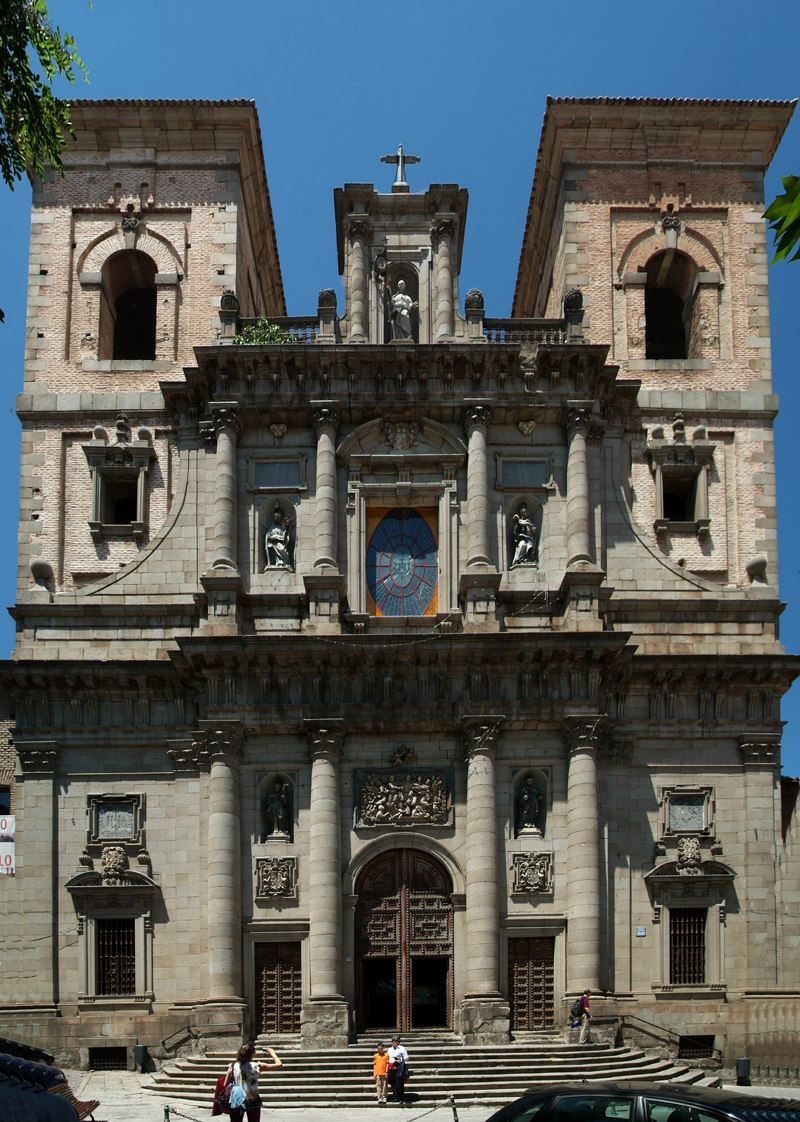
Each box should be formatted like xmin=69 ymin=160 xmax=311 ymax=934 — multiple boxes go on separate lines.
xmin=483 ymin=1082 xmax=800 ymax=1122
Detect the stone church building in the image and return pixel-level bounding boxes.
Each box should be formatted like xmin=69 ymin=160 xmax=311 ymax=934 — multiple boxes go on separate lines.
xmin=1 ymin=96 xmax=799 ymax=1069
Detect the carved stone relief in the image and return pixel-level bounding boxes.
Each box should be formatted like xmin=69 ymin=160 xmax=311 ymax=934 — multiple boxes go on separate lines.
xmin=356 ymin=769 xmax=450 ymax=827
xmin=511 ymin=852 xmax=553 ymax=894
xmin=676 ymin=837 xmax=703 ymax=875
xmin=383 ymin=422 xmax=419 ymax=450
xmin=389 ymin=745 xmax=417 ymax=767
xmin=255 ymin=856 xmax=297 ymax=900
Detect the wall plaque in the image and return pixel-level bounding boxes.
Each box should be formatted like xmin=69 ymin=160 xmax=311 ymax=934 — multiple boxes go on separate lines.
xmin=355 ymin=769 xmax=451 ymax=828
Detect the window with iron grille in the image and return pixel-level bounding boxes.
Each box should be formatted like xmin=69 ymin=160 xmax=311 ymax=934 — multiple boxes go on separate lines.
xmin=678 ymin=1034 xmax=715 ymax=1059
xmin=669 ymin=907 xmax=706 ymax=984
xmin=97 ymin=918 xmax=135 ymax=995
xmin=89 ymin=1046 xmax=128 ymax=1070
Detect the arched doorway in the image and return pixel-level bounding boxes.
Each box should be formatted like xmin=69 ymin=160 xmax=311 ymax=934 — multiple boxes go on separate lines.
xmin=355 ymin=849 xmax=453 ymax=1032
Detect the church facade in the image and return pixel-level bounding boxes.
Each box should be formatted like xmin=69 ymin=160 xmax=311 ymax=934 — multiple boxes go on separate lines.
xmin=1 ymin=97 xmax=800 ymax=1071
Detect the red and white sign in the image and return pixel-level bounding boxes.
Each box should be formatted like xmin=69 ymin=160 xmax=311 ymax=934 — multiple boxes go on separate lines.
xmin=0 ymin=815 xmax=16 ymax=876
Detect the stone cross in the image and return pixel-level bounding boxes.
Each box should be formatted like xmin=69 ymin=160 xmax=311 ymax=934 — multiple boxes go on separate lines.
xmin=381 ymin=144 xmax=420 ymax=189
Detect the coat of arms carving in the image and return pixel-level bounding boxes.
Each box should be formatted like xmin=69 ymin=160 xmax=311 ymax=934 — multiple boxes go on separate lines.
xmin=511 ymin=852 xmax=553 ymax=894
xmin=255 ymin=856 xmax=298 ymax=899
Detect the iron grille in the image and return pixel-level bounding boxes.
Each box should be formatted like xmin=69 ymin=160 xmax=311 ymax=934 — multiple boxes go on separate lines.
xmin=97 ymin=918 xmax=135 ymax=995
xmin=679 ymin=1034 xmax=716 ymax=1059
xmin=89 ymin=1046 xmax=128 ymax=1070
xmin=669 ymin=907 xmax=706 ymax=984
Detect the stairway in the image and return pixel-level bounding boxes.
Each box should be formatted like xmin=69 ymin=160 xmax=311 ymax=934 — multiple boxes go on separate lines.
xmin=144 ymin=1037 xmax=720 ymax=1107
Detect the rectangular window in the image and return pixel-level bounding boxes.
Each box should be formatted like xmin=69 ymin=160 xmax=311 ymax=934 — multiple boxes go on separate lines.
xmin=97 ymin=918 xmax=136 ymax=995
xmin=252 ymin=460 xmax=301 ymax=489
xmin=662 ymin=470 xmax=697 ymax=522
xmin=669 ymin=907 xmax=706 ymax=984
xmin=89 ymin=1046 xmax=128 ymax=1070
xmin=0 ymin=788 xmax=10 ymax=815
xmin=502 ymin=460 xmax=550 ymax=489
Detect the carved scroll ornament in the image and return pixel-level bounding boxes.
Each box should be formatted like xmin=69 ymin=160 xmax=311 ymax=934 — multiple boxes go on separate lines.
xmin=358 ymin=770 xmax=449 ymax=827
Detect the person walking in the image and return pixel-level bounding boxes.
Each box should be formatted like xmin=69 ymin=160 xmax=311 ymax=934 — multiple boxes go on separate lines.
xmin=578 ymin=989 xmax=593 ymax=1045
xmin=373 ymin=1042 xmax=390 ymax=1104
xmin=223 ymin=1042 xmax=282 ymax=1122
xmin=387 ymin=1035 xmax=409 ymax=1105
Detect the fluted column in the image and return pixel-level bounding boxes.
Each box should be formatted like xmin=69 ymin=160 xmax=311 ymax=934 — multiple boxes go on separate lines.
xmin=460 ymin=716 xmax=509 ymax=1044
xmin=347 ymin=220 xmax=371 ymax=342
xmin=563 ymin=718 xmax=603 ymax=991
xmin=312 ymin=408 xmax=340 ymax=570
xmin=303 ymin=720 xmax=349 ymax=1046
xmin=211 ymin=406 xmax=240 ymax=572
xmin=431 ymin=219 xmax=455 ymax=341
xmin=565 ymin=408 xmax=592 ymax=568
xmin=202 ymin=724 xmax=245 ymax=1002
xmin=463 ymin=405 xmax=492 ymax=568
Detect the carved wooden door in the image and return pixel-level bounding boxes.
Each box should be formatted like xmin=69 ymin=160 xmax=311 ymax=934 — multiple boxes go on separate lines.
xmin=254 ymin=941 xmax=302 ymax=1034
xmin=508 ymin=936 xmax=555 ymax=1031
xmin=356 ymin=849 xmax=453 ymax=1032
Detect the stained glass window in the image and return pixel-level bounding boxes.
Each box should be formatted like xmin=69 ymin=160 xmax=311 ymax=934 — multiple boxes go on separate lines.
xmin=367 ymin=509 xmax=438 ymax=616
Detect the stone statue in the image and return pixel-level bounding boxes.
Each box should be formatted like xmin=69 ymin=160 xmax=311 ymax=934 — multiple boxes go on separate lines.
xmin=511 ymin=503 xmax=538 ymax=567
xmin=265 ymin=502 xmax=294 ymax=570
xmin=389 ymin=279 xmax=417 ymax=341
xmin=265 ymin=780 xmax=290 ymax=838
xmin=516 ymin=776 xmax=545 ymax=837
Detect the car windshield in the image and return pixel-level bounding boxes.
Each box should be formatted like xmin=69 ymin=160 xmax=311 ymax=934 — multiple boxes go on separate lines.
xmin=550 ymin=1096 xmax=634 ymax=1122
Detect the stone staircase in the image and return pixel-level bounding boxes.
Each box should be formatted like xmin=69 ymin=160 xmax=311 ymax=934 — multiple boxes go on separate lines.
xmin=144 ymin=1036 xmax=721 ymax=1107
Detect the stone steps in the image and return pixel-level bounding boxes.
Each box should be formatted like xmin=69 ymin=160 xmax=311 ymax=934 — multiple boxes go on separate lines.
xmin=144 ymin=1042 xmax=720 ymax=1106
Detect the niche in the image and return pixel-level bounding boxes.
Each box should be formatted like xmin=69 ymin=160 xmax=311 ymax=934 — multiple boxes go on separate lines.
xmin=644 ymin=249 xmax=698 ymax=360
xmin=260 ymin=774 xmax=294 ymax=843
xmin=505 ymin=496 xmax=543 ymax=571
xmin=383 ymin=262 xmax=419 ymax=344
xmin=100 ymin=249 xmax=157 ymax=361
xmin=257 ymin=496 xmax=296 ymax=573
xmin=512 ymin=768 xmax=549 ymax=839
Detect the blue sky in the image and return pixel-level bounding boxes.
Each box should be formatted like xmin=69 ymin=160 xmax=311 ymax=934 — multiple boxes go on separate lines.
xmin=1 ymin=0 xmax=799 ymax=766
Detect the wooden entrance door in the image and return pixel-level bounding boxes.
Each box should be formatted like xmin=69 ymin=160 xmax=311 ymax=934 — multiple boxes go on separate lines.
xmin=254 ymin=941 xmax=301 ymax=1034
xmin=356 ymin=849 xmax=453 ymax=1032
xmin=508 ymin=936 xmax=555 ymax=1031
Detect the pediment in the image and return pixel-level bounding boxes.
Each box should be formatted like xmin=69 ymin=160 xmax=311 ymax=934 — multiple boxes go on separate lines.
xmin=337 ymin=416 xmax=467 ymax=467
xmin=645 ymin=860 xmax=735 ymax=883
xmin=66 ymin=869 xmax=159 ymax=894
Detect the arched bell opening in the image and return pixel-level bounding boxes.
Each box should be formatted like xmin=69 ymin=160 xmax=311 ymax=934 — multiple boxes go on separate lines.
xmin=100 ymin=249 xmax=157 ymax=360
xmin=644 ymin=249 xmax=698 ymax=360
xmin=355 ymin=848 xmax=453 ymax=1033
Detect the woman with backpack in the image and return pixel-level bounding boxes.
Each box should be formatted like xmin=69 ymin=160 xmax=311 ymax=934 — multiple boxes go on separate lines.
xmin=220 ymin=1042 xmax=282 ymax=1122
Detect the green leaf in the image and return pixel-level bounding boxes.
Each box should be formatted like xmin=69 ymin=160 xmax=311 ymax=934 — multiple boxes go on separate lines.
xmin=764 ymin=173 xmax=800 ymax=265
xmin=0 ymin=0 xmax=91 ymax=189
xmin=233 ymin=318 xmax=297 ymax=345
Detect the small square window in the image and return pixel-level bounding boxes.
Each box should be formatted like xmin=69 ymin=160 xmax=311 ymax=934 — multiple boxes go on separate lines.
xmin=662 ymin=471 xmax=697 ymax=522
xmin=0 ymin=788 xmax=10 ymax=815
xmin=103 ymin=477 xmax=139 ymax=525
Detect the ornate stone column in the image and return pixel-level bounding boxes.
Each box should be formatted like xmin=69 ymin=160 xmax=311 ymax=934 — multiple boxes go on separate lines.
xmin=210 ymin=405 xmax=241 ymax=572
xmin=564 ymin=408 xmax=592 ymax=568
xmin=563 ymin=717 xmax=603 ymax=992
xmin=347 ymin=220 xmax=371 ymax=342
xmin=303 ymin=719 xmax=349 ymax=1046
xmin=431 ymin=218 xmax=455 ymax=341
xmin=200 ymin=724 xmax=246 ymax=1004
xmin=459 ymin=716 xmax=510 ymax=1044
xmin=312 ymin=407 xmax=340 ymax=570
xmin=463 ymin=405 xmax=492 ymax=569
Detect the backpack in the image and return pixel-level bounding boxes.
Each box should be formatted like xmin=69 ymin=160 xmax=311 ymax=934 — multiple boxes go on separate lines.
xmin=569 ymin=998 xmax=583 ymax=1020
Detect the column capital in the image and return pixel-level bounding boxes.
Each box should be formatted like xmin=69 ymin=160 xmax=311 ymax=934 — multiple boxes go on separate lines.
xmin=15 ymin=738 xmax=59 ymax=773
xmin=463 ymin=404 xmax=491 ymax=437
xmin=562 ymin=715 xmax=606 ymax=755
xmin=564 ymin=407 xmax=592 ymax=438
xmin=305 ymin=718 xmax=346 ymax=760
xmin=739 ymin=737 xmax=781 ymax=766
xmin=312 ymin=407 xmax=341 ymax=439
xmin=347 ymin=219 xmax=373 ymax=245
xmin=189 ymin=723 xmax=246 ymax=767
xmin=461 ymin=714 xmax=504 ymax=760
xmin=430 ymin=218 xmax=456 ymax=246
xmin=210 ymin=403 xmax=241 ymax=438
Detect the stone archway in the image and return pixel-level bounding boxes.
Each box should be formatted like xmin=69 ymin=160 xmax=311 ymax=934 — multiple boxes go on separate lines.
xmin=355 ymin=848 xmax=453 ymax=1033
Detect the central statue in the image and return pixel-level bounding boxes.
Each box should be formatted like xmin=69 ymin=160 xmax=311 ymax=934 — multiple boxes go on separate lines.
xmin=389 ymin=278 xmax=417 ymax=341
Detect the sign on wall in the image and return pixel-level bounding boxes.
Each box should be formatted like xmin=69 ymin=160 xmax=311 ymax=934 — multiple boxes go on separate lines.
xmin=0 ymin=816 xmax=15 ymax=876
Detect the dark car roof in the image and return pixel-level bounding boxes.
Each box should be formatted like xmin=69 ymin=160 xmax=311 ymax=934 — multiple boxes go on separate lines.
xmin=517 ymin=1083 xmax=800 ymax=1111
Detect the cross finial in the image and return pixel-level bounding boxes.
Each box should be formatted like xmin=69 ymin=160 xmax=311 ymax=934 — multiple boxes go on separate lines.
xmin=380 ymin=144 xmax=420 ymax=192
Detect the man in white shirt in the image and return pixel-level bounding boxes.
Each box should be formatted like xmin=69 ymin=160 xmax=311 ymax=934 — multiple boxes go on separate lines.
xmin=387 ymin=1035 xmax=409 ymax=1104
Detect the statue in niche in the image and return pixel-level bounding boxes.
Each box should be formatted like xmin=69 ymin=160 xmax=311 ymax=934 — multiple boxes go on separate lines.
xmin=389 ymin=279 xmax=417 ymax=341
xmin=516 ymin=775 xmax=545 ymax=837
xmin=511 ymin=503 xmax=538 ymax=567
xmin=265 ymin=779 xmax=291 ymax=838
xmin=264 ymin=502 xmax=294 ymax=570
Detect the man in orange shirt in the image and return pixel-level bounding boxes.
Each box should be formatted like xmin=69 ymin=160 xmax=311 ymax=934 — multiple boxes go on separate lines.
xmin=373 ymin=1042 xmax=390 ymax=1104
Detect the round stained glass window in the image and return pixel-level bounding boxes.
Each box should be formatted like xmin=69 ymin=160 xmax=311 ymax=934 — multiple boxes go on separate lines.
xmin=367 ymin=509 xmax=438 ymax=616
